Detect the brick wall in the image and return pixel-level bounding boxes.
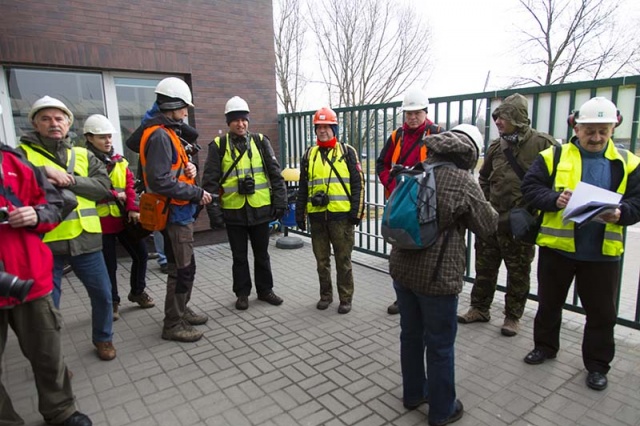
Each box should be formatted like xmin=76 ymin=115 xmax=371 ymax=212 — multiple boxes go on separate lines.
xmin=0 ymin=0 xmax=279 ymax=235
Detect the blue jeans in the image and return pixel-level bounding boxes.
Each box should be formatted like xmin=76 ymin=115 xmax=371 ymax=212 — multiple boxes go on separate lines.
xmin=153 ymin=231 xmax=167 ymax=266
xmin=394 ymin=281 xmax=458 ymax=424
xmin=52 ymin=252 xmax=114 ymax=343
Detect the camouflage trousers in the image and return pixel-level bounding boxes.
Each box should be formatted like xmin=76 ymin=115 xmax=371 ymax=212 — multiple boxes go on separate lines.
xmin=310 ymin=218 xmax=355 ymax=303
xmin=471 ymin=231 xmax=535 ymax=319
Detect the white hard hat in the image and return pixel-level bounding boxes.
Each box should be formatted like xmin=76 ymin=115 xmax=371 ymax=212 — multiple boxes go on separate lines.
xmin=402 ymin=88 xmax=429 ymax=112
xmin=155 ymin=77 xmax=194 ymax=107
xmin=575 ymin=97 xmax=618 ymax=124
xmin=451 ymin=123 xmax=483 ymax=155
xmin=83 ymin=114 xmax=117 ymax=135
xmin=28 ymin=96 xmax=74 ymax=125
xmin=225 ymin=96 xmax=250 ymax=114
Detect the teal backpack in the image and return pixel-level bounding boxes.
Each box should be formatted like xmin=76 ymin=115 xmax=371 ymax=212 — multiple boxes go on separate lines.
xmin=381 ymin=161 xmax=455 ymax=250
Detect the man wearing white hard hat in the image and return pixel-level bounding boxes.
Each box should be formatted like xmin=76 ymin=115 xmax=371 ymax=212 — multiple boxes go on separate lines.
xmin=521 ymin=97 xmax=640 ymax=391
xmin=389 ymin=124 xmax=498 ymax=426
xmin=376 ymin=87 xmax=443 ymax=315
xmin=202 ymin=96 xmax=287 ymax=311
xmin=126 ymin=77 xmax=213 ymax=343
xmin=18 ymin=96 xmax=117 ymax=361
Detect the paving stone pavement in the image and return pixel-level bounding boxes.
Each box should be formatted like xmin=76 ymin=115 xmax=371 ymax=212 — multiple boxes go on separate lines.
xmin=4 ymin=235 xmax=640 ymax=426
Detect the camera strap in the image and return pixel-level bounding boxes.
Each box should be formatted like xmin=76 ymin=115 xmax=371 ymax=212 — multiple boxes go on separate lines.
xmin=318 ymin=145 xmax=351 ymax=197
xmin=219 ymin=136 xmax=247 ymax=186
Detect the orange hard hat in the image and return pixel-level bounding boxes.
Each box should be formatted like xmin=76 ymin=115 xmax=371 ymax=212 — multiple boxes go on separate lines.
xmin=313 ymin=107 xmax=338 ymax=125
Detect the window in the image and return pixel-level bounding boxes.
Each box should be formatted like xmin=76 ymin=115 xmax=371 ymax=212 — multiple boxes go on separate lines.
xmin=6 ymin=68 xmax=105 ymax=146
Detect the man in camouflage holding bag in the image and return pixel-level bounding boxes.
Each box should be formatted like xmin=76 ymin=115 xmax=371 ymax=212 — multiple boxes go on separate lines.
xmin=457 ymin=93 xmax=556 ymax=336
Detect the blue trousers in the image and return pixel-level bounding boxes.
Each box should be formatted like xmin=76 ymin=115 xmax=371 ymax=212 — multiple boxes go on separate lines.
xmin=394 ymin=282 xmax=458 ymax=424
xmin=52 ymin=252 xmax=114 ymax=343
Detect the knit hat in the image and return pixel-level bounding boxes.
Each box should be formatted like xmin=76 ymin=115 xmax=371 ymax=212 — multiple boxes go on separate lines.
xmin=156 ymin=94 xmax=189 ymax=111
xmin=226 ymin=110 xmax=250 ymax=125
xmin=314 ymin=124 xmax=339 ymax=139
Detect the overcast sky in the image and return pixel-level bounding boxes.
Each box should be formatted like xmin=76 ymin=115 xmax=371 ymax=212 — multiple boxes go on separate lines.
xmin=295 ymin=0 xmax=640 ymax=110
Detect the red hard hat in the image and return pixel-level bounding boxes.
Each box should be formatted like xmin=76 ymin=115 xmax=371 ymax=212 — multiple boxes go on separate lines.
xmin=313 ymin=107 xmax=338 ymax=125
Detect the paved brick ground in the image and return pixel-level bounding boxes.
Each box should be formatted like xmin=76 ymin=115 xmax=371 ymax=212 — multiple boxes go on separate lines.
xmin=4 ymin=236 xmax=640 ymax=426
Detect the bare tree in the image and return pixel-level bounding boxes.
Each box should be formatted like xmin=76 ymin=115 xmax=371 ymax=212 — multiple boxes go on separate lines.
xmin=514 ymin=0 xmax=640 ymax=86
xmin=309 ymin=0 xmax=432 ymax=108
xmin=274 ymin=0 xmax=306 ymax=113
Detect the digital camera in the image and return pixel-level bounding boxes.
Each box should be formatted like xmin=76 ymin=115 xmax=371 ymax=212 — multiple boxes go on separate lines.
xmin=0 ymin=207 xmax=9 ymax=224
xmin=310 ymin=191 xmax=330 ymax=207
xmin=238 ymin=176 xmax=256 ymax=195
xmin=0 ymin=271 xmax=34 ymax=302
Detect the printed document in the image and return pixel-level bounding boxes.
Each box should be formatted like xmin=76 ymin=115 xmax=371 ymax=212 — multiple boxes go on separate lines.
xmin=562 ymin=181 xmax=621 ymax=227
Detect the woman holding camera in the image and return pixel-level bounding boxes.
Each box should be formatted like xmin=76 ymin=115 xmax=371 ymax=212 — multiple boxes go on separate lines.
xmin=83 ymin=114 xmax=153 ymax=321
xmin=202 ymin=96 xmax=288 ymax=311
xmin=295 ymin=107 xmax=365 ymax=314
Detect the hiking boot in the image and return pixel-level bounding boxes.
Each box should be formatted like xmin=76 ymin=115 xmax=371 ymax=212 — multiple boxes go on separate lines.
xmin=128 ymin=291 xmax=155 ymax=308
xmin=112 ymin=302 xmax=120 ymax=321
xmin=184 ymin=307 xmax=208 ymax=325
xmin=161 ymin=321 xmax=203 ymax=342
xmin=387 ymin=300 xmax=399 ymax=315
xmin=258 ymin=291 xmax=283 ymax=306
xmin=501 ymin=317 xmax=519 ymax=337
xmin=338 ymin=301 xmax=352 ymax=314
xmin=457 ymin=308 xmax=490 ymax=324
xmin=47 ymin=410 xmax=92 ymax=426
xmin=94 ymin=341 xmax=116 ymax=361
xmin=236 ymin=296 xmax=249 ymax=310
xmin=316 ymin=297 xmax=333 ymax=310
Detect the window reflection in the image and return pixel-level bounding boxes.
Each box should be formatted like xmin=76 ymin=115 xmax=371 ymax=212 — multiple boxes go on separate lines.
xmin=115 ymin=77 xmax=160 ymax=175
xmin=6 ymin=68 xmax=105 ymax=146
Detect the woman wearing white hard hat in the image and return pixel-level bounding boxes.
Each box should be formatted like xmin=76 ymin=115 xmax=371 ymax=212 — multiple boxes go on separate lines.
xmin=84 ymin=114 xmax=154 ymax=321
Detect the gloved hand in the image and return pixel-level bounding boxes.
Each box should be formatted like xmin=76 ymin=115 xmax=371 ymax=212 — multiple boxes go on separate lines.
xmin=209 ymin=207 xmax=225 ymax=229
xmin=349 ymin=216 xmax=361 ymax=226
xmin=274 ymin=208 xmax=285 ymax=220
xmin=389 ymin=164 xmax=405 ymax=179
xmin=296 ymin=221 xmax=306 ymax=232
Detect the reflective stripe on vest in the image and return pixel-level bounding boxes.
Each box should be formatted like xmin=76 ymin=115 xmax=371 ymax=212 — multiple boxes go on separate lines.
xmin=536 ymin=141 xmax=639 ymax=256
xmin=215 ymin=134 xmax=271 ymax=210
xmin=19 ymin=144 xmax=102 ymax=242
xmin=139 ymin=125 xmax=194 ymax=207
xmin=306 ymin=144 xmax=351 ymax=213
xmin=97 ymin=159 xmax=128 ymax=218
xmin=390 ymin=127 xmax=432 ymax=165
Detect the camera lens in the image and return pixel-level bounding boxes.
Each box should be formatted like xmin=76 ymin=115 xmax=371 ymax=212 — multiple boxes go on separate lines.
xmin=0 ymin=208 xmax=9 ymax=224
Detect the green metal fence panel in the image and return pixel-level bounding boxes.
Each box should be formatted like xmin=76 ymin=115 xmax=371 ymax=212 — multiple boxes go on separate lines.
xmin=278 ymin=76 xmax=640 ymax=329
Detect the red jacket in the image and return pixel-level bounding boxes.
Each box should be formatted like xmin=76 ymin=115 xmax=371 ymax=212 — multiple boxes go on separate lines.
xmin=97 ymin=154 xmax=138 ymax=234
xmin=0 ymin=146 xmax=63 ymax=308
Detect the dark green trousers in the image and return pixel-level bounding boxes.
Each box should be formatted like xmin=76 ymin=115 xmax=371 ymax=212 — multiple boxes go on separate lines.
xmin=0 ymin=295 xmax=76 ymax=425
xmin=472 ymin=231 xmax=535 ymax=319
xmin=310 ymin=218 xmax=355 ymax=303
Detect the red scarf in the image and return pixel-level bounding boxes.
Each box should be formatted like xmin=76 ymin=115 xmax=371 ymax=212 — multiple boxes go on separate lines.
xmin=401 ymin=120 xmax=428 ymax=148
xmin=317 ymin=136 xmax=337 ymax=149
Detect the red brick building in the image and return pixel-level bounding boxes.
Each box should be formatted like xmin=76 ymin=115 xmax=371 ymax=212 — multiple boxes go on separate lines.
xmin=0 ymin=0 xmax=278 ymax=235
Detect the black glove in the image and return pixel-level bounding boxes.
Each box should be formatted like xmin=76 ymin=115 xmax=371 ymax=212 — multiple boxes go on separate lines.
xmin=209 ymin=207 xmax=225 ymax=229
xmin=296 ymin=221 xmax=306 ymax=232
xmin=389 ymin=164 xmax=405 ymax=179
xmin=274 ymin=208 xmax=285 ymax=220
xmin=349 ymin=216 xmax=361 ymax=226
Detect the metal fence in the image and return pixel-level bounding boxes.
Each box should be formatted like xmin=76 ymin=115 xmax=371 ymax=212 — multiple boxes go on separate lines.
xmin=278 ymin=75 xmax=640 ymax=329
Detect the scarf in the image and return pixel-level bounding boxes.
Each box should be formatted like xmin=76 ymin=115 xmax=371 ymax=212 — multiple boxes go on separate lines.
xmin=86 ymin=142 xmax=116 ymax=172
xmin=401 ymin=120 xmax=428 ymax=148
xmin=317 ymin=136 xmax=337 ymax=149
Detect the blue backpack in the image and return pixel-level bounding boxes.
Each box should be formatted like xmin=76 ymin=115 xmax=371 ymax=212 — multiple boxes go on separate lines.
xmin=381 ymin=161 xmax=455 ymax=250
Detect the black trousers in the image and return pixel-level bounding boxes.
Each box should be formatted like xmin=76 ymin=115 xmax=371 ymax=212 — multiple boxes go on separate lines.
xmin=102 ymin=230 xmax=149 ymax=303
xmin=226 ymin=222 xmax=274 ymax=297
xmin=534 ymin=247 xmax=619 ymax=374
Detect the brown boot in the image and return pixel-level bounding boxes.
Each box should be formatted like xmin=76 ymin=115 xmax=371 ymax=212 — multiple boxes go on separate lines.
xmin=501 ymin=317 xmax=520 ymax=337
xmin=184 ymin=307 xmax=208 ymax=325
xmin=316 ymin=296 xmax=333 ymax=310
xmin=161 ymin=321 xmax=203 ymax=342
xmin=338 ymin=301 xmax=352 ymax=314
xmin=457 ymin=307 xmax=490 ymax=324
xmin=128 ymin=291 xmax=155 ymax=308
xmin=94 ymin=341 xmax=116 ymax=361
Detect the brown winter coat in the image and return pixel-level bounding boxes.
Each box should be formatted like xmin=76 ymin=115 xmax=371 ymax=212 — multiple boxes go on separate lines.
xmin=389 ymin=131 xmax=498 ymax=296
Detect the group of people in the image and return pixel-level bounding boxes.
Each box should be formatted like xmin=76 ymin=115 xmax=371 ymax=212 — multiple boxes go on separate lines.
xmin=381 ymin=89 xmax=640 ymax=426
xmin=1 ymin=76 xmax=638 ymax=426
